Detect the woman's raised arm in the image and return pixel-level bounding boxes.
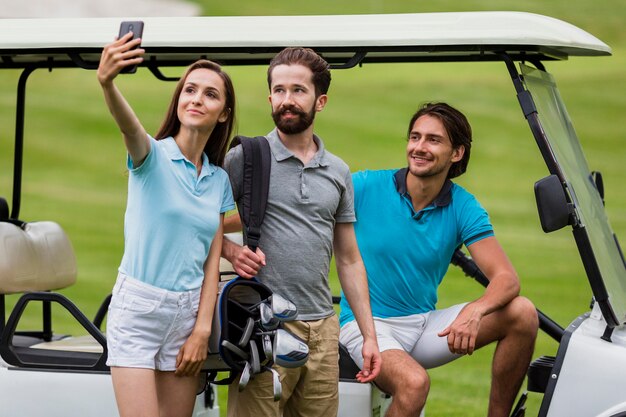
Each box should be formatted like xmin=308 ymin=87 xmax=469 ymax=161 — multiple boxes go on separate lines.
xmin=97 ymin=32 xmax=150 ymax=166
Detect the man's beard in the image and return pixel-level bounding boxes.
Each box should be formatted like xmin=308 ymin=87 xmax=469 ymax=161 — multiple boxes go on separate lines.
xmin=272 ymin=104 xmax=316 ymax=135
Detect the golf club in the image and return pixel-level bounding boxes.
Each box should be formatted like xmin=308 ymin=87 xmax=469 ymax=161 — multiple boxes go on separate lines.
xmin=264 ymin=366 xmax=282 ymax=401
xmin=273 ymin=328 xmax=309 ymax=368
xmin=249 ymin=339 xmax=261 ymax=374
xmin=238 ymin=361 xmax=251 ymax=391
xmin=249 ymin=294 xmax=298 ymax=322
xmin=262 ymin=333 xmax=273 ymax=362
xmin=259 ymin=302 xmax=280 ymax=330
xmin=238 ymin=317 xmax=255 ymax=347
xmin=270 ymin=294 xmax=298 ymax=321
xmin=221 ymin=340 xmax=249 ymax=360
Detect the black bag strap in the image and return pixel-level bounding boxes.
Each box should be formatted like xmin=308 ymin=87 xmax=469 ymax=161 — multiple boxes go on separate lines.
xmin=206 ymin=371 xmax=236 ymax=386
xmin=231 ymin=135 xmax=271 ymax=252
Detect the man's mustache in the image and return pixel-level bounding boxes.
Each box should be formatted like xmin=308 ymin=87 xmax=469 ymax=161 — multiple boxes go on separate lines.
xmin=277 ymin=105 xmax=307 ymax=117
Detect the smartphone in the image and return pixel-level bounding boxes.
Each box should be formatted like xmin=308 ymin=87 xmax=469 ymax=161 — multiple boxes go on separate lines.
xmin=118 ymin=21 xmax=144 ymax=74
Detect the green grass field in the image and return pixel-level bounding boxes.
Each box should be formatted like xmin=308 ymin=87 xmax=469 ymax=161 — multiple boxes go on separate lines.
xmin=1 ymin=1 xmax=625 ymax=416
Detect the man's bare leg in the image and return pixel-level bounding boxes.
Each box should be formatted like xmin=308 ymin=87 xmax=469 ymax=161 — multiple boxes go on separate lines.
xmin=375 ymin=349 xmax=429 ymax=417
xmin=476 ymin=296 xmax=538 ymax=417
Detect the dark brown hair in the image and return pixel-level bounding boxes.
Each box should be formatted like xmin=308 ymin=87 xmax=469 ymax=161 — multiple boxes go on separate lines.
xmin=407 ymin=102 xmax=472 ymax=179
xmin=267 ymin=47 xmax=331 ymax=96
xmin=155 ymin=60 xmax=236 ymax=167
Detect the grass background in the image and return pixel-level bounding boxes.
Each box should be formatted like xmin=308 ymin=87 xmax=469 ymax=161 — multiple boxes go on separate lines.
xmin=1 ymin=1 xmax=625 ymax=416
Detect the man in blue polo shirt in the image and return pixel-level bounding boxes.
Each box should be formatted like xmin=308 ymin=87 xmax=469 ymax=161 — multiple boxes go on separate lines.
xmin=340 ymin=102 xmax=539 ymax=417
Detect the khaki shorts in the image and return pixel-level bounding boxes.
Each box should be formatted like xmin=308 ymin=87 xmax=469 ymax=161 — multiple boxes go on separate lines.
xmin=227 ymin=315 xmax=339 ymax=417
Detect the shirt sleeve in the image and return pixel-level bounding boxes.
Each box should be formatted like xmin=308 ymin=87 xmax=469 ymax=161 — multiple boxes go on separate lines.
xmin=456 ymin=189 xmax=494 ymax=247
xmin=335 ymin=167 xmax=356 ymax=224
xmin=127 ymin=134 xmax=157 ymax=176
xmin=351 ymin=170 xmax=366 ymax=215
xmin=219 ymin=170 xmax=236 ymax=213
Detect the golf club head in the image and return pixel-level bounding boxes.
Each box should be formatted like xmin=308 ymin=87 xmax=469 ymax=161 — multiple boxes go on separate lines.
xmin=271 ymin=294 xmax=298 ymax=321
xmin=264 ymin=366 xmax=282 ymax=402
xmin=221 ymin=340 xmax=249 ymax=360
xmin=238 ymin=361 xmax=251 ymax=392
xmin=249 ymin=339 xmax=261 ymax=374
xmin=273 ymin=328 xmax=309 ymax=368
xmin=262 ymin=334 xmax=273 ymax=361
xmin=238 ymin=317 xmax=255 ymax=347
xmin=259 ymin=302 xmax=280 ymax=330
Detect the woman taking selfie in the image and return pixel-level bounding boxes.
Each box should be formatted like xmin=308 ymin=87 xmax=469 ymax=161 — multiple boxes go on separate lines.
xmin=97 ymin=31 xmax=236 ymax=417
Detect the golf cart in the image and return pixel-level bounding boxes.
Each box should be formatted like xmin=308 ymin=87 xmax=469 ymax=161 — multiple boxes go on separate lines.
xmin=0 ymin=11 xmax=624 ymax=417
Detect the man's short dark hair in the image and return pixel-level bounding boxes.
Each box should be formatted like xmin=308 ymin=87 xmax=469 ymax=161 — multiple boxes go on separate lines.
xmin=267 ymin=47 xmax=331 ymax=97
xmin=407 ymin=102 xmax=472 ymax=179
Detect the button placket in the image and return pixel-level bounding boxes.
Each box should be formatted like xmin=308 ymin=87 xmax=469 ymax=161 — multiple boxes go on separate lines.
xmin=300 ymin=167 xmax=310 ymax=201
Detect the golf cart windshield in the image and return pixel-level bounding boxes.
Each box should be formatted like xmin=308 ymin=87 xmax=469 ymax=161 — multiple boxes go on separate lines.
xmin=521 ymin=65 xmax=626 ymax=325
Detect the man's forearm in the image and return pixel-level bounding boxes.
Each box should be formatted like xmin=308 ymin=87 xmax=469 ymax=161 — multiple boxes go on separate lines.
xmin=467 ymin=236 xmax=521 ymax=318
xmin=472 ymin=272 xmax=520 ymax=317
xmin=337 ymin=261 xmax=376 ymax=341
xmin=221 ymin=235 xmax=240 ymax=262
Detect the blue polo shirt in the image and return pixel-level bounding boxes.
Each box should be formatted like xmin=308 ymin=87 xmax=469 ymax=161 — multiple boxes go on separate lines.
xmin=119 ymin=135 xmax=235 ymax=291
xmin=339 ymin=168 xmax=493 ymax=326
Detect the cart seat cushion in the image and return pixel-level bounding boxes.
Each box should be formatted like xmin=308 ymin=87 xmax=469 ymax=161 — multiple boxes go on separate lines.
xmin=0 ymin=221 xmax=76 ymax=294
xmin=29 ymin=335 xmax=103 ymax=353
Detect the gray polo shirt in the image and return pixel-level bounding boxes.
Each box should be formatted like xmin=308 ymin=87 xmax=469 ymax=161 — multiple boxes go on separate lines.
xmin=224 ymin=128 xmax=355 ymax=320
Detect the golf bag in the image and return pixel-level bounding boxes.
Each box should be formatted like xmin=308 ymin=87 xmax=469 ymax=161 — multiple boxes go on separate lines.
xmin=218 ymin=277 xmax=273 ymax=372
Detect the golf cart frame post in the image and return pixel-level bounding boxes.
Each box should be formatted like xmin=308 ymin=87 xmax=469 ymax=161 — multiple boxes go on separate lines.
xmin=1 ymin=12 xmax=625 ymax=417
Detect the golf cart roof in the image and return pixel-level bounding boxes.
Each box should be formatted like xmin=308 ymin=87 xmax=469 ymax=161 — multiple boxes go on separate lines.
xmin=0 ymin=12 xmax=610 ymax=70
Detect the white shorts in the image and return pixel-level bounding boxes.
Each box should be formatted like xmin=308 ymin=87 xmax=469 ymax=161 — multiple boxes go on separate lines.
xmin=106 ymin=273 xmax=201 ymax=371
xmin=340 ymin=303 xmax=467 ymax=370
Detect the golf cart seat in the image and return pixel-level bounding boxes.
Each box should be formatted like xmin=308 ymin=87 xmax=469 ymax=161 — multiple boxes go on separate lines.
xmin=0 ymin=220 xmax=76 ymax=293
xmin=0 ymin=208 xmax=108 ymax=371
xmin=337 ymin=343 xmax=397 ymax=416
xmin=339 ymin=343 xmax=361 ymax=382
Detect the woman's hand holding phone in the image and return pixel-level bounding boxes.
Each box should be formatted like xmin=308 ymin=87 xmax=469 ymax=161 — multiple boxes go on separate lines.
xmin=97 ymin=21 xmax=145 ymax=85
xmin=117 ymin=21 xmax=144 ymax=74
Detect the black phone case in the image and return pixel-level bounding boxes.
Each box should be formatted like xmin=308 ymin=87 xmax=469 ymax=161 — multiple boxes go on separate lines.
xmin=118 ymin=21 xmax=144 ymax=74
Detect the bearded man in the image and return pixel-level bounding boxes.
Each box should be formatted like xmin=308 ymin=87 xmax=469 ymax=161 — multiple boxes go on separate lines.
xmin=221 ymin=47 xmax=381 ymax=417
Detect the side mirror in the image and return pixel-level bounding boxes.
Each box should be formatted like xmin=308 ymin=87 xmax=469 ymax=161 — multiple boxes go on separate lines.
xmin=534 ymin=175 xmax=572 ymax=233
xmin=0 ymin=197 xmax=8 ymax=220
xmin=591 ymin=171 xmax=605 ymax=205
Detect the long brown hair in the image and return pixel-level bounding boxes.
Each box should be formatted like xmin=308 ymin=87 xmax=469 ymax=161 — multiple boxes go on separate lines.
xmin=155 ymin=60 xmax=236 ymax=167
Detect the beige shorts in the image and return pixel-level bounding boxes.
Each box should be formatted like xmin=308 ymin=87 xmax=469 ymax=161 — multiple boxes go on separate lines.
xmin=340 ymin=303 xmax=467 ymax=370
xmin=227 ymin=315 xmax=340 ymax=417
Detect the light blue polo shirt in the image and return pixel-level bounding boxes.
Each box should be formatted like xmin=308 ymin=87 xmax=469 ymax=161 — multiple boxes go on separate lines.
xmin=339 ymin=168 xmax=493 ymax=326
xmin=119 ymin=135 xmax=235 ymax=291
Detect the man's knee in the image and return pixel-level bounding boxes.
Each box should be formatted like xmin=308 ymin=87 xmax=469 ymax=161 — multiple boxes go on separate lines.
xmin=383 ymin=365 xmax=430 ymax=398
xmin=407 ymin=369 xmax=430 ymax=397
xmin=390 ymin=368 xmax=430 ymax=412
xmin=477 ymin=296 xmax=538 ymax=348
xmin=506 ymin=296 xmax=539 ymax=336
